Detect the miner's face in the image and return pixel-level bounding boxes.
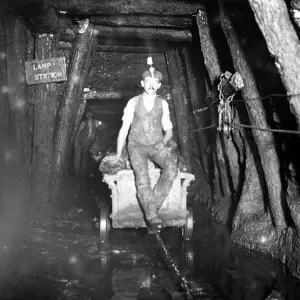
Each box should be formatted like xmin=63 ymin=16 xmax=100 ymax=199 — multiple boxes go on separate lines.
xmin=86 ymin=112 xmax=93 ymax=119
xmin=141 ymin=76 xmax=161 ymax=95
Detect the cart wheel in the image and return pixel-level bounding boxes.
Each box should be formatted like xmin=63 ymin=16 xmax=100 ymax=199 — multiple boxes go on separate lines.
xmin=183 ymin=242 xmax=194 ymax=272
xmin=182 ymin=205 xmax=193 ymax=241
xmin=99 ymin=205 xmax=110 ymax=244
xmin=100 ymin=254 xmax=110 ymax=270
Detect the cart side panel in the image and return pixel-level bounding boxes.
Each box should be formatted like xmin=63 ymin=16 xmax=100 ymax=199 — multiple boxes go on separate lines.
xmin=158 ymin=174 xmax=186 ymax=227
xmin=104 ymin=169 xmax=194 ymax=229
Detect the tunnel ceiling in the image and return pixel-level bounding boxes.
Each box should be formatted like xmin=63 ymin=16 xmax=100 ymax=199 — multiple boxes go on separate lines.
xmin=12 ymin=0 xmax=250 ymax=37
xmin=10 ymin=0 xmax=255 ymax=54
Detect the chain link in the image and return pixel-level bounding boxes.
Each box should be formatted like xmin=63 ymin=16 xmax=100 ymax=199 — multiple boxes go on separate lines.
xmin=153 ymin=231 xmax=223 ymax=299
xmin=154 ymin=232 xmax=199 ymax=299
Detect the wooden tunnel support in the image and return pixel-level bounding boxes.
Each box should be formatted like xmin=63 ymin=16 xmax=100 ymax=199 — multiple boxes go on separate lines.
xmin=2 ymin=12 xmax=31 ymax=220
xmin=219 ymin=0 xmax=286 ymax=231
xmin=165 ymin=48 xmax=193 ymax=173
xmin=196 ymin=8 xmax=234 ymax=207
xmin=52 ymin=19 xmax=97 ymax=202
xmin=31 ymin=34 xmax=58 ymax=214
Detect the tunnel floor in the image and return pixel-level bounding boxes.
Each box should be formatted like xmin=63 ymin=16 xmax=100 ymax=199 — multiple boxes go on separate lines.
xmin=0 ymin=174 xmax=300 ymax=300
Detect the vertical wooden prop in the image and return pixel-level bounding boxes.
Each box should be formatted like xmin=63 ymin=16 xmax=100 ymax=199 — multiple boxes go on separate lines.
xmin=0 ymin=10 xmax=9 ymax=209
xmin=52 ymin=19 xmax=97 ymax=202
xmin=165 ymin=48 xmax=193 ymax=173
xmin=31 ymin=34 xmax=58 ymax=214
xmin=196 ymin=9 xmax=235 ymax=208
xmin=3 ymin=13 xmax=31 ymax=221
xmin=196 ymin=10 xmax=221 ymax=86
xmin=219 ymin=0 xmax=286 ymax=231
xmin=70 ymin=100 xmax=87 ymax=156
xmin=181 ymin=46 xmax=211 ymax=181
xmin=26 ymin=28 xmax=35 ymax=209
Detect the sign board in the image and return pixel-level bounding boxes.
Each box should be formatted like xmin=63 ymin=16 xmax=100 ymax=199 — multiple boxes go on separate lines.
xmin=24 ymin=57 xmax=67 ymax=85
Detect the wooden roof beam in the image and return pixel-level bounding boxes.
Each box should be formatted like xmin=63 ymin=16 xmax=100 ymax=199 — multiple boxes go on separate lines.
xmin=58 ymin=41 xmax=168 ymax=53
xmin=94 ymin=25 xmax=192 ymax=42
xmin=59 ymin=25 xmax=192 ymax=43
xmin=74 ymin=15 xmax=195 ymax=28
xmin=53 ymin=0 xmax=204 ymax=16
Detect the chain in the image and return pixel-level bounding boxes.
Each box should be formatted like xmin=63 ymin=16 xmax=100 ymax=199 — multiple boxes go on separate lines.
xmin=193 ymin=91 xmax=219 ymax=114
xmin=154 ymin=232 xmax=200 ymax=299
xmin=217 ymin=73 xmax=235 ymax=137
xmin=153 ymin=232 xmax=223 ymax=299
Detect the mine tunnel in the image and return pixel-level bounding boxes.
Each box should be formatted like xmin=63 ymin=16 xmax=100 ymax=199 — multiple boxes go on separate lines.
xmin=2 ymin=0 xmax=300 ymax=299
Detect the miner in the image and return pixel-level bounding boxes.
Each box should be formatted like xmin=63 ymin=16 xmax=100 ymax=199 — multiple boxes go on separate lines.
xmin=74 ymin=111 xmax=101 ymax=177
xmin=110 ymin=60 xmax=177 ymax=232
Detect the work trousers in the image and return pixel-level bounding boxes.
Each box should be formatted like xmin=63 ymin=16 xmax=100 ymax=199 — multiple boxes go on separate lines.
xmin=74 ymin=140 xmax=93 ymax=176
xmin=127 ymin=141 xmax=177 ymax=222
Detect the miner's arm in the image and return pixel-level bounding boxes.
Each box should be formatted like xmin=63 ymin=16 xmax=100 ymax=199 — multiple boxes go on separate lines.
xmin=162 ymin=128 xmax=173 ymax=146
xmin=115 ymin=121 xmax=131 ymax=159
xmin=161 ymin=100 xmax=173 ymax=146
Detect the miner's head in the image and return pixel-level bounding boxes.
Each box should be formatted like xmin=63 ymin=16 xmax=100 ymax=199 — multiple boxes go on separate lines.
xmin=141 ymin=70 xmax=162 ymax=96
xmin=86 ymin=111 xmax=93 ymax=120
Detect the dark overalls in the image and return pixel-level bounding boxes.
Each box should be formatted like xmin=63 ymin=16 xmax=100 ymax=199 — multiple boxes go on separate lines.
xmin=127 ymin=95 xmax=177 ymax=223
xmin=74 ymin=120 xmax=96 ymax=176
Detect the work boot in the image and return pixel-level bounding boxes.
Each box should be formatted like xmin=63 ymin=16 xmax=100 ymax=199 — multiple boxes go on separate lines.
xmin=147 ymin=222 xmax=163 ymax=234
xmin=147 ymin=214 xmax=163 ymax=234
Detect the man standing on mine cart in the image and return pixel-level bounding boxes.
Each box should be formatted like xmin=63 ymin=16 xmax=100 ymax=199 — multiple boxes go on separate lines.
xmin=111 ymin=59 xmax=177 ymax=233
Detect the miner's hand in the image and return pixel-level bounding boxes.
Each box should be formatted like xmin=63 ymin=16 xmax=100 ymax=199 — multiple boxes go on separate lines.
xmin=92 ymin=154 xmax=103 ymax=162
xmin=103 ymin=153 xmax=121 ymax=163
xmin=153 ymin=141 xmax=165 ymax=151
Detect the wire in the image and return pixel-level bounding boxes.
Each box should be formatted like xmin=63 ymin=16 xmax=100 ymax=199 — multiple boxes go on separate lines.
xmin=174 ymin=124 xmax=217 ymax=134
xmin=229 ymin=122 xmax=300 ymax=135
xmin=193 ymin=99 xmax=219 ymax=113
xmin=233 ymin=93 xmax=300 ymax=102
xmin=192 ymin=93 xmax=300 ymax=114
xmin=172 ymin=93 xmax=300 ymax=134
xmin=173 ymin=122 xmax=300 ymax=135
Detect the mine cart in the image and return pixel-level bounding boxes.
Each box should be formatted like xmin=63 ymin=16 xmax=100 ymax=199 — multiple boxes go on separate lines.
xmin=99 ymin=165 xmax=195 ymax=244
